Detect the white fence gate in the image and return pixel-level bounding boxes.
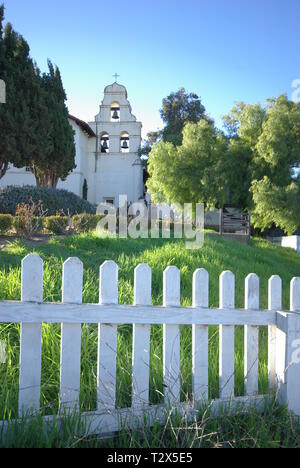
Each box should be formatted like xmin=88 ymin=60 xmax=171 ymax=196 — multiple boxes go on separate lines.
xmin=0 ymin=254 xmax=300 ymax=437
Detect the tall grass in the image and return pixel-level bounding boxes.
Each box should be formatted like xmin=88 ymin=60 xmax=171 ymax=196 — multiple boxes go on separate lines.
xmin=2 ymin=401 xmax=300 ymax=448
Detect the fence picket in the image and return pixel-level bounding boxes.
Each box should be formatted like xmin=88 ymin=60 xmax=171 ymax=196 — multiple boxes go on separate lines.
xmin=132 ymin=264 xmax=152 ymax=409
xmin=60 ymin=258 xmax=83 ymax=412
xmin=291 ymin=277 xmax=300 ymax=312
xmin=97 ymin=261 xmax=118 ymax=410
xmin=268 ymin=276 xmax=282 ymax=391
xmin=285 ymin=278 xmax=300 ymax=414
xmin=163 ymin=266 xmax=181 ymax=404
xmin=192 ymin=269 xmax=209 ymax=401
xmin=19 ymin=254 xmax=43 ymax=416
xmin=245 ymin=274 xmax=260 ymax=396
xmin=219 ymin=271 xmax=235 ymax=399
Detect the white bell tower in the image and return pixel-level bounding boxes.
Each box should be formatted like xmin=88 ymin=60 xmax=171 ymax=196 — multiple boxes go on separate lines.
xmin=89 ymin=81 xmax=144 ymax=208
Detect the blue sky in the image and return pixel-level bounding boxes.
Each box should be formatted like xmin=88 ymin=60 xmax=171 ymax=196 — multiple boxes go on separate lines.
xmin=3 ymin=0 xmax=300 ymax=137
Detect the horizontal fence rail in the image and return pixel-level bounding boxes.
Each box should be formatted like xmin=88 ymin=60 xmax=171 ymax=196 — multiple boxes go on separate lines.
xmin=0 ymin=254 xmax=300 ymax=438
xmin=0 ymin=303 xmax=277 ymax=326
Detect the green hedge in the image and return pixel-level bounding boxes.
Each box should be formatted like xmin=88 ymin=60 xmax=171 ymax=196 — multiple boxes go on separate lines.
xmin=0 ymin=214 xmax=13 ymax=234
xmin=13 ymin=216 xmax=43 ymax=237
xmin=0 ymin=186 xmax=96 ymax=216
xmin=72 ymin=214 xmax=104 ymax=233
xmin=0 ymin=213 xmax=107 ymax=237
xmin=43 ymin=216 xmax=70 ymax=235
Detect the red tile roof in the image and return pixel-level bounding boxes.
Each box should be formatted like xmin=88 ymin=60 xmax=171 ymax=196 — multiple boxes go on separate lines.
xmin=69 ymin=114 xmax=96 ymax=137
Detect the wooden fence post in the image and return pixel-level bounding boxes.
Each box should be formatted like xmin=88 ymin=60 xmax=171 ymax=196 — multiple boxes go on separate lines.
xmin=97 ymin=261 xmax=118 ymax=410
xmin=245 ymin=274 xmax=260 ymax=396
xmin=268 ymin=276 xmax=282 ymax=391
xmin=219 ymin=271 xmax=235 ymax=398
xmin=132 ymin=264 xmax=152 ymax=409
xmin=19 ymin=254 xmax=43 ymax=416
xmin=60 ymin=257 xmax=83 ymax=412
xmin=163 ymin=266 xmax=181 ymax=405
xmin=0 ymin=79 xmax=5 ymax=104
xmin=192 ymin=268 xmax=209 ymax=402
xmin=282 ymin=278 xmax=300 ymax=415
xmin=219 ymin=208 xmax=223 ymax=236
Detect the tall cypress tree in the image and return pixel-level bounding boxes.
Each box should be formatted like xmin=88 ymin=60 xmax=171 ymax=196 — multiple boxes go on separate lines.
xmin=31 ymin=60 xmax=76 ymax=188
xmin=0 ymin=6 xmax=18 ymax=178
xmin=0 ymin=5 xmax=37 ymax=178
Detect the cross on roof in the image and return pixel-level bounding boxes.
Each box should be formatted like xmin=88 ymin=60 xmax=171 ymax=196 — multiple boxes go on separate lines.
xmin=113 ymin=73 xmax=120 ymax=83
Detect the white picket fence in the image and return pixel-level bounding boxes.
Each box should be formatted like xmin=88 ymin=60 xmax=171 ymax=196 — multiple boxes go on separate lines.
xmin=0 ymin=254 xmax=300 ymax=437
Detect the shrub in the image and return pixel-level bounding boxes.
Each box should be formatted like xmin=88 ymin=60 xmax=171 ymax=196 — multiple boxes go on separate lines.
xmin=13 ymin=201 xmax=44 ymax=238
xmin=0 ymin=214 xmax=13 ymax=234
xmin=43 ymin=216 xmax=70 ymax=235
xmin=72 ymin=214 xmax=104 ymax=233
xmin=0 ymin=186 xmax=96 ymax=216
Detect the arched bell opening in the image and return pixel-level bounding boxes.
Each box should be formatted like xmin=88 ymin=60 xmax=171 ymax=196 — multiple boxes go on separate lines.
xmin=110 ymin=102 xmax=120 ymax=122
xmin=100 ymin=132 xmax=110 ymax=153
xmin=120 ymin=131 xmax=130 ymax=153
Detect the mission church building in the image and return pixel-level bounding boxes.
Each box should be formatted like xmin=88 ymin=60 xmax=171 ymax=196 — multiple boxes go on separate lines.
xmin=0 ymin=81 xmax=145 ymax=208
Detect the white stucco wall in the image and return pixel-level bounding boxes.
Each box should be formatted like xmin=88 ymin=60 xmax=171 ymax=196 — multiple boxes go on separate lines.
xmin=0 ymin=118 xmax=92 ymax=198
xmin=93 ymin=153 xmax=143 ymax=207
xmin=60 ymin=118 xmax=93 ymax=198
xmin=0 ymin=167 xmax=35 ymax=188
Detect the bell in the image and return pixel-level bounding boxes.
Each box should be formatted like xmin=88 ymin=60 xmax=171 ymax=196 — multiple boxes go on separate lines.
xmin=112 ymin=110 xmax=119 ymax=120
xmin=101 ymin=140 xmax=108 ymax=152
xmin=122 ymin=139 xmax=129 ymax=150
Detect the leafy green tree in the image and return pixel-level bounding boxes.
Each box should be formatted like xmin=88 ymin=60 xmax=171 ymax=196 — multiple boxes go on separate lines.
xmin=147 ymin=120 xmax=227 ymax=209
xmin=250 ymin=95 xmax=300 ymax=234
xmin=255 ymin=96 xmax=300 ymax=185
xmin=223 ymin=102 xmax=265 ymax=147
xmin=225 ymin=139 xmax=253 ymax=208
xmin=160 ymin=87 xmax=210 ymax=146
xmin=222 ymin=102 xmax=266 ymax=209
xmin=251 ymin=177 xmax=300 ymax=235
xmin=143 ymin=87 xmax=211 ymax=172
xmin=224 ymin=95 xmax=300 ymax=233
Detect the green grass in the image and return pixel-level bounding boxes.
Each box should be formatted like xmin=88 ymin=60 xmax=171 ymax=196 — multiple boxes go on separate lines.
xmin=0 ymin=232 xmax=300 ymax=447
xmin=2 ymin=401 xmax=300 ymax=448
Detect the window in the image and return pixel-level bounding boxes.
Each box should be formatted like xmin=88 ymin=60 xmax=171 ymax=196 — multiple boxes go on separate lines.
xmin=104 ymin=198 xmax=114 ymax=206
xmin=110 ymin=102 xmax=120 ymax=122
xmin=82 ymin=179 xmax=88 ymax=200
xmin=100 ymin=132 xmax=109 ymax=153
xmin=120 ymin=131 xmax=130 ymax=153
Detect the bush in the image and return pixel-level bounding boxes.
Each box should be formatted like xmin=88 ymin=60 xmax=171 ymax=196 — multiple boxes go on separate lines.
xmin=0 ymin=214 xmax=13 ymax=234
xmin=43 ymin=216 xmax=70 ymax=235
xmin=72 ymin=214 xmax=104 ymax=233
xmin=13 ymin=201 xmax=44 ymax=238
xmin=0 ymin=186 xmax=96 ymax=216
